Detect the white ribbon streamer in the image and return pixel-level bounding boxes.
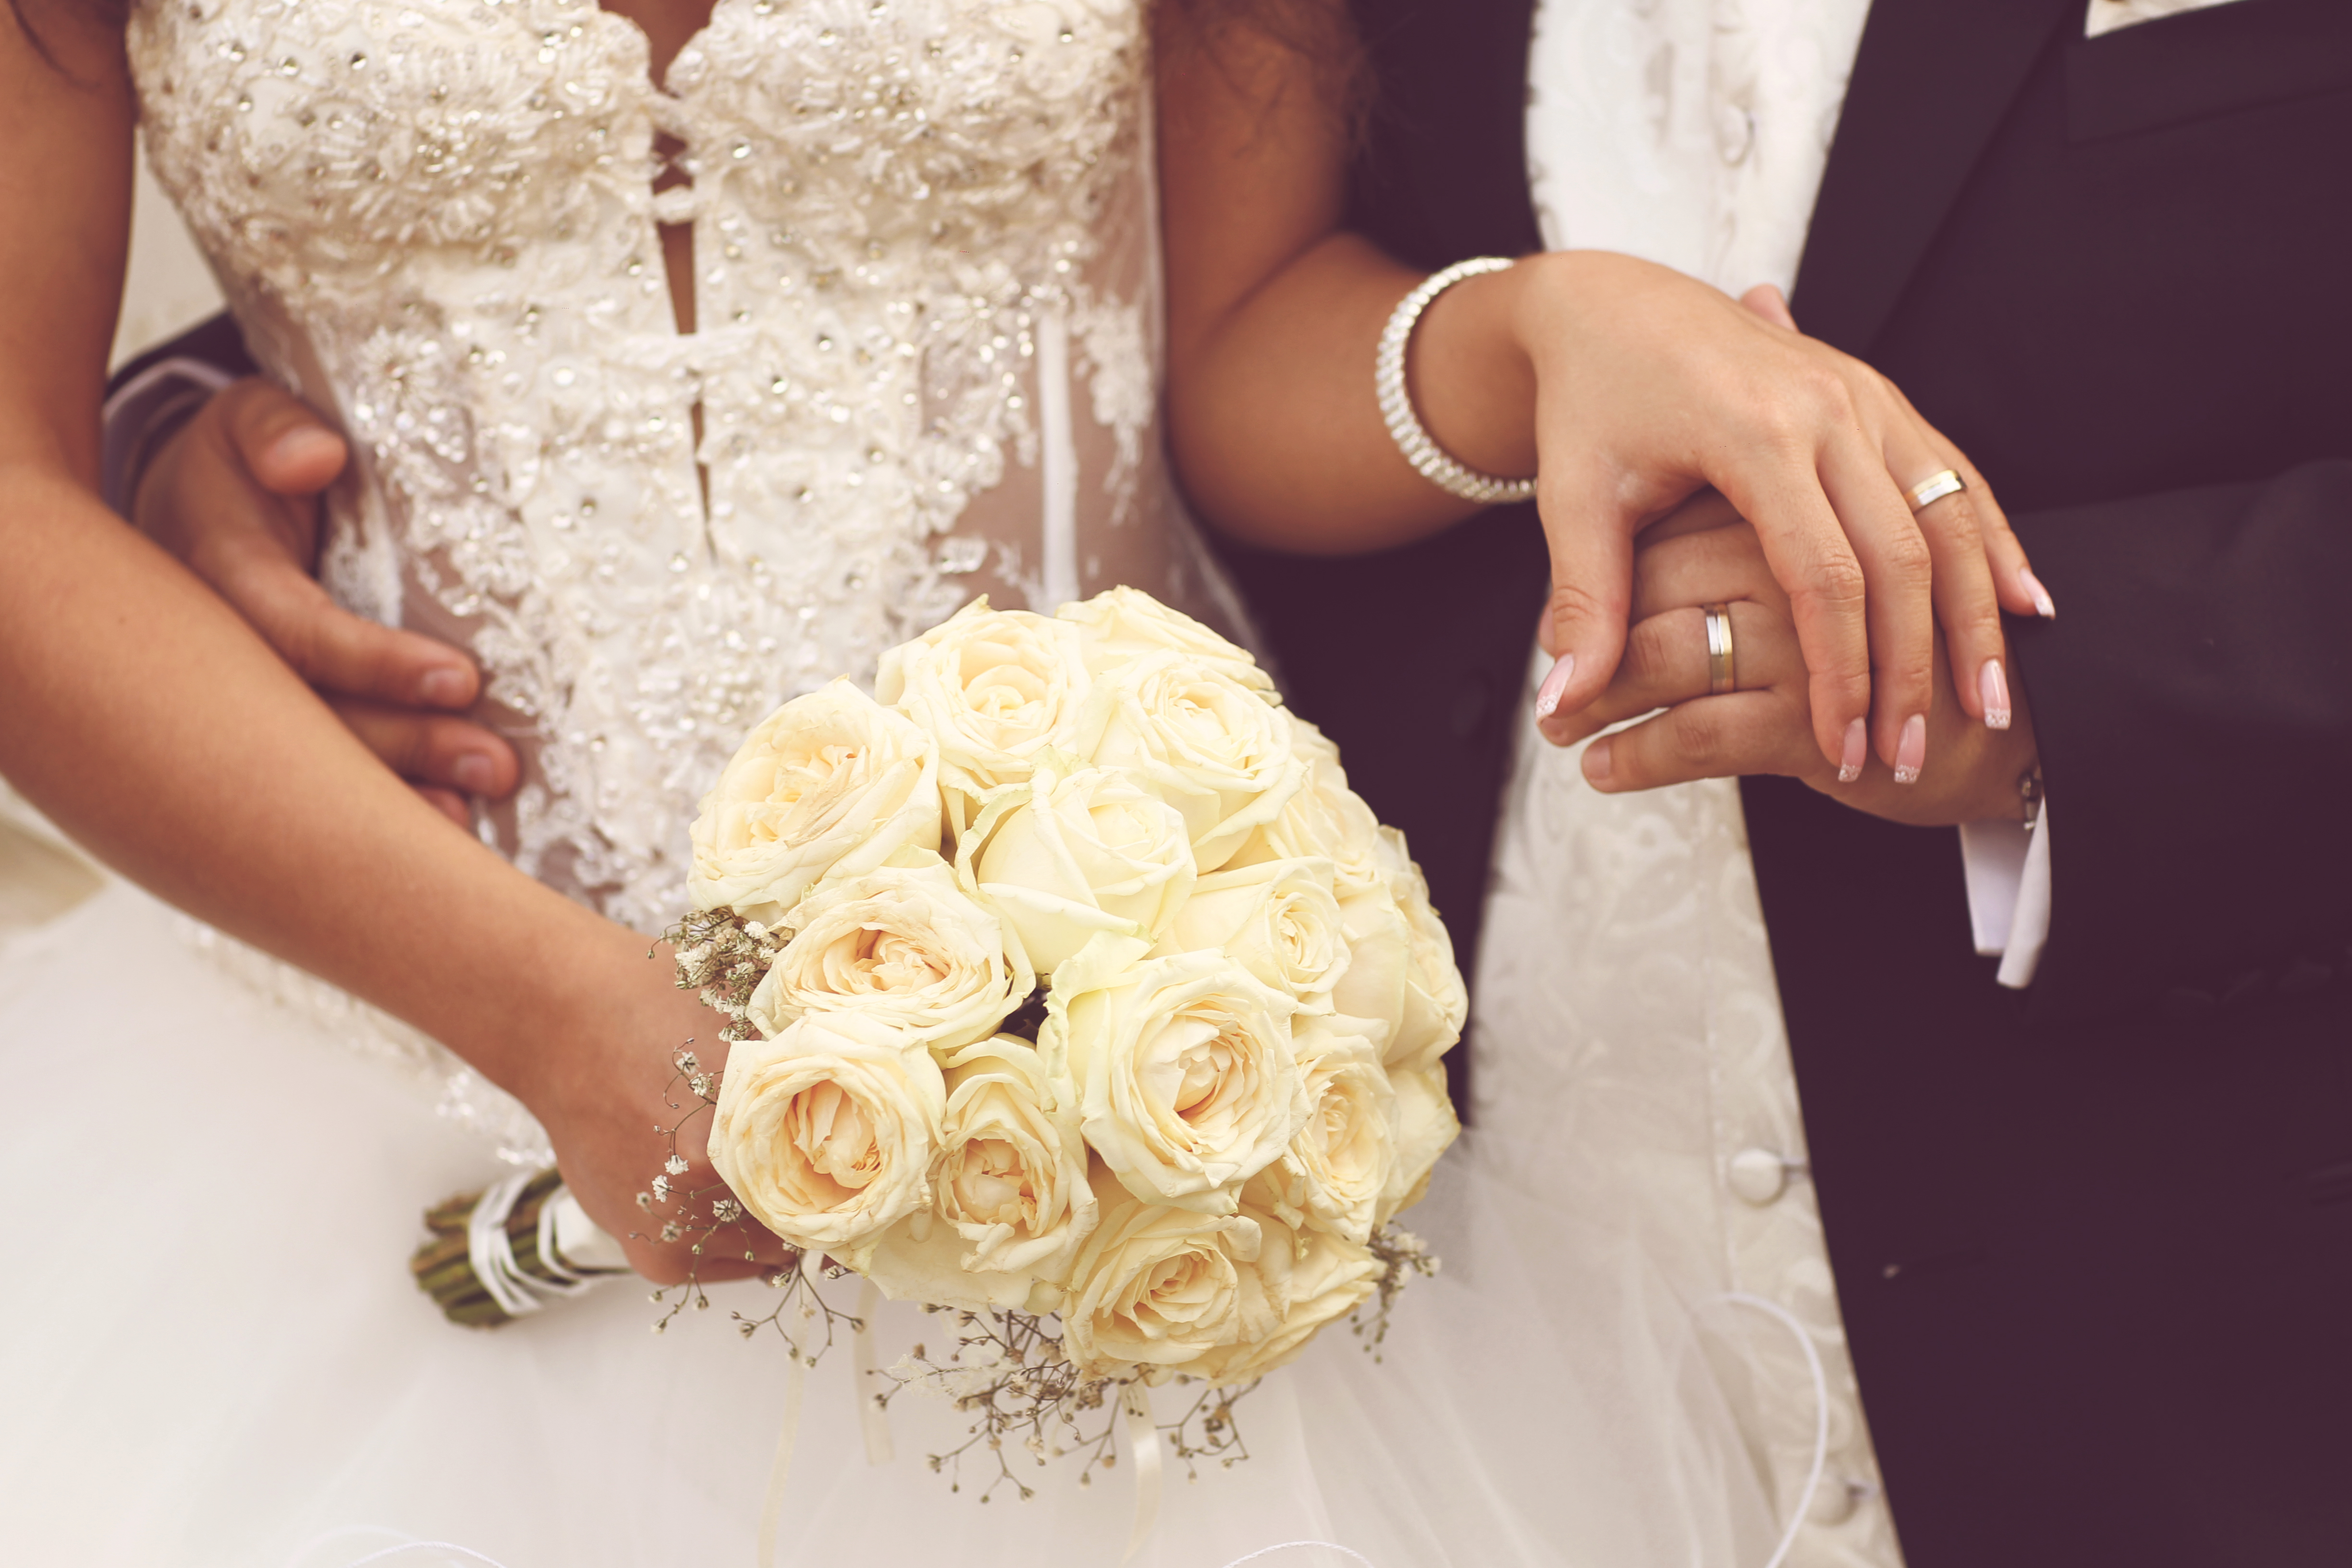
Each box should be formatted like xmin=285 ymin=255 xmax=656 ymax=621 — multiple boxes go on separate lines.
xmin=1217 ymin=1546 xmax=1376 ymax=1568
xmin=1721 ymin=1291 xmax=1830 ymax=1568
xmin=852 ymin=1278 xmax=894 ymax=1466
xmin=756 ymin=1251 xmax=823 ymax=1568
xmin=1118 ymin=1384 xmax=1164 ymax=1568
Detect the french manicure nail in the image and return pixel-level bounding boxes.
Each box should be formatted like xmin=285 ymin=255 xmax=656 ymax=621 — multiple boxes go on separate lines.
xmin=1583 ymin=737 xmax=1614 ymax=784
xmin=1979 ymin=659 xmax=2012 ymax=731
xmin=419 ymin=667 xmax=470 ymax=707
xmin=452 ymin=753 xmax=496 ymax=794
xmin=1837 ymin=718 xmax=1867 ymax=783
xmin=1533 ymin=653 xmax=1575 ymax=721
xmin=1893 ymin=714 xmax=1927 ymax=784
xmin=2019 ymin=567 xmax=2056 ymax=620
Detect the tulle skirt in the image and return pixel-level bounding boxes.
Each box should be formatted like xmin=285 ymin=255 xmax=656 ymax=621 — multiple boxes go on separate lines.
xmin=0 ymin=878 xmax=1786 ymax=1568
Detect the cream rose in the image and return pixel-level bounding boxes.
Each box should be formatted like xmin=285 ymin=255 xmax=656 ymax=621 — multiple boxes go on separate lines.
xmin=745 ymin=858 xmax=1030 ymax=1053
xmin=1226 ymin=718 xmax=1384 ymax=901
xmin=873 ymin=597 xmax=1090 ymax=817
xmin=1158 ymin=855 xmax=1349 ymax=1012
xmin=859 ymin=1036 xmax=1097 ymax=1312
xmin=1242 ymin=1013 xmax=1398 ymax=1245
xmin=958 ymin=765 xmax=1196 ymax=975
xmin=1080 ymin=652 xmax=1303 ymax=874
xmin=1042 ymin=940 xmax=1307 ymax=1214
xmin=1188 ymin=1204 xmax=1383 ymax=1386
xmin=705 ymin=1011 xmax=945 ymax=1263
xmin=1373 ymin=828 xmax=1469 ymax=1073
xmin=1059 ymin=1171 xmax=1273 ymax=1379
xmin=1056 ymin=586 xmax=1274 ymax=696
xmin=1378 ymin=1061 xmax=1460 ymax=1224
xmin=687 ymin=680 xmax=942 ymax=928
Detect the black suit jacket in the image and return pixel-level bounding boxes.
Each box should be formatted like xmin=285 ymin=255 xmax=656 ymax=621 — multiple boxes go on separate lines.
xmin=1217 ymin=0 xmax=2352 ymax=1563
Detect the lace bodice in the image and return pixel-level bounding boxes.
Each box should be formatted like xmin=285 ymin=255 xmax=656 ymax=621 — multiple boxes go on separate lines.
xmin=129 ymin=0 xmax=1234 ymax=933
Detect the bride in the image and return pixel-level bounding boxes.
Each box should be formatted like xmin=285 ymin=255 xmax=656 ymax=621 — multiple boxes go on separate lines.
xmin=0 ymin=0 xmax=2031 ymax=1562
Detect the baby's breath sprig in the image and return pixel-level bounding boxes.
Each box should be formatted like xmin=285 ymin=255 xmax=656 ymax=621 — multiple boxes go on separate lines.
xmin=1350 ymin=1222 xmax=1440 ymax=1361
xmin=884 ymin=1307 xmax=1120 ymax=1503
xmin=637 ymin=1046 xmax=782 ymax=1335
xmin=1158 ymin=1376 xmax=1259 ymax=1480
xmin=661 ymin=907 xmax=784 ymax=1042
xmin=877 ymin=1309 xmax=1269 ymax=1501
xmin=729 ymin=1257 xmax=864 ymax=1365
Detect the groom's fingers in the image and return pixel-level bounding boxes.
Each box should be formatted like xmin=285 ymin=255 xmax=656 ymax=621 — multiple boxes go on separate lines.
xmin=1580 ymin=690 xmax=1816 ymax=793
xmin=1541 ymin=601 xmax=1794 ymax=747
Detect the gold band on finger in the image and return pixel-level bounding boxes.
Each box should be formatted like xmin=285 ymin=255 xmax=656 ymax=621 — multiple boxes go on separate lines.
xmin=1906 ymin=468 xmax=1966 ymax=513
xmin=1703 ymin=603 xmax=1737 ymax=696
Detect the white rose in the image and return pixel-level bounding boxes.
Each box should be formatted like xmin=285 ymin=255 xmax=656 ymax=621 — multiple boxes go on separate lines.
xmin=705 ymin=1012 xmax=945 ymax=1264
xmin=1080 ymin=652 xmax=1303 ymax=873
xmin=874 ymin=597 xmax=1090 ymax=819
xmin=1059 ymin=1170 xmax=1272 ymax=1380
xmin=1187 ymin=1204 xmax=1383 ymax=1386
xmin=687 ymin=680 xmax=942 ymax=928
xmin=1056 ymin=586 xmax=1274 ymax=696
xmin=1241 ymin=1013 xmax=1398 ymax=1244
xmin=958 ymin=765 xmax=1196 ymax=975
xmin=1372 ymin=828 xmax=1469 ymax=1073
xmin=1042 ymin=939 xmax=1306 ymax=1215
xmin=1328 ymin=881 xmax=1410 ymax=1055
xmin=1378 ymin=1061 xmax=1460 ymax=1224
xmin=746 ymin=858 xmax=1031 ymax=1053
xmin=859 ymin=1036 xmax=1097 ymax=1312
xmin=1227 ymin=719 xmax=1384 ymax=901
xmin=1158 ymin=855 xmax=1349 ymax=1012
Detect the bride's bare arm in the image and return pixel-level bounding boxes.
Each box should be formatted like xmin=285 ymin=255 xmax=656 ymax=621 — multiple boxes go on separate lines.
xmin=0 ymin=10 xmax=747 ymax=1281
xmin=1155 ymin=0 xmax=2040 ymax=785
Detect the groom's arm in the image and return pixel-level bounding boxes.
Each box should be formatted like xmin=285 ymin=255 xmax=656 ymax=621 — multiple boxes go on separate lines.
xmin=2005 ymin=463 xmax=2352 ymax=1020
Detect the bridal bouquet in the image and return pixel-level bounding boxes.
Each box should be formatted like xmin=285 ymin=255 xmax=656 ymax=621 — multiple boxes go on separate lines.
xmin=667 ymin=588 xmax=1462 ymax=1430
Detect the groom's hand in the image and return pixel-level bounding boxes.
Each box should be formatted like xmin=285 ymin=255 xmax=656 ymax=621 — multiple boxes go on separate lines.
xmin=1542 ymin=502 xmax=2040 ymax=828
xmin=133 ymin=380 xmax=519 ymax=825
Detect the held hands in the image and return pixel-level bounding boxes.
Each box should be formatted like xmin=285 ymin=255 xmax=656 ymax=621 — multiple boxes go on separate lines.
xmin=1541 ymin=493 xmax=2040 ymax=828
xmin=1435 ymin=256 xmax=2054 ymax=781
xmin=133 ymin=379 xmax=519 ymax=825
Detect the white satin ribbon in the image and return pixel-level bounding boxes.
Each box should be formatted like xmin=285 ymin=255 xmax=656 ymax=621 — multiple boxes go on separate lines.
xmin=286 ymin=1528 xmax=514 ymax=1568
xmin=756 ymin=1251 xmax=822 ymax=1568
xmin=1118 ymin=1384 xmax=1163 ymax=1567
xmin=463 ymin=1175 xmax=606 ymax=1320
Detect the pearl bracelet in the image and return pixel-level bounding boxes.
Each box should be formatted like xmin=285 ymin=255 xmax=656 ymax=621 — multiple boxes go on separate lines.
xmin=1374 ymin=256 xmax=1540 ymax=507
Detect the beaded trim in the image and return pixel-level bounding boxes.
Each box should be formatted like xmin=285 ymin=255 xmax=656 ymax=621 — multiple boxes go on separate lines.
xmin=1374 ymin=257 xmax=1539 ymax=506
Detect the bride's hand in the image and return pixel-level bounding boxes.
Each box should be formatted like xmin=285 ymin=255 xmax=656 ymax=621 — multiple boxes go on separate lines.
xmin=531 ymin=969 xmax=796 ymax=1287
xmin=1427 ymin=254 xmax=2045 ymax=780
xmin=133 ymin=379 xmax=520 ymax=825
xmin=1539 ymin=495 xmax=2039 ymax=828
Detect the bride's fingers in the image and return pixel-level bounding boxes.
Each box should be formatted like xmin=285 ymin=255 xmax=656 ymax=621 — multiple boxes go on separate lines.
xmin=1878 ymin=421 xmax=2009 ymax=729
xmin=1580 ymin=689 xmax=1818 ymax=794
xmin=1885 ymin=379 xmax=2051 ymax=621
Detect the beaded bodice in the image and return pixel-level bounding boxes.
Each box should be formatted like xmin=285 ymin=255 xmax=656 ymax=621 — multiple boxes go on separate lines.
xmin=129 ymin=0 xmax=1229 ymax=932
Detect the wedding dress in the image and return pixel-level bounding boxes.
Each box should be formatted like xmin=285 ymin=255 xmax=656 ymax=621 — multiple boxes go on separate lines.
xmin=0 ymin=2 xmax=1796 ymax=1565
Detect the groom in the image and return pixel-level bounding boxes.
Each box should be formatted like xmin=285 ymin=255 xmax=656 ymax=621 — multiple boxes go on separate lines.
xmin=1214 ymin=0 xmax=2352 ymax=1563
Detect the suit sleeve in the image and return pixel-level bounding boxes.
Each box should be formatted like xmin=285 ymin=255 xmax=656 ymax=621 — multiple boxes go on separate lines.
xmin=2007 ymin=461 xmax=2352 ymax=1020
xmin=100 ymin=312 xmax=258 ymax=518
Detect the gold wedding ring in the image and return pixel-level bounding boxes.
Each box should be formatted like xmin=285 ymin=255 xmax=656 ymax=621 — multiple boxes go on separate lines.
xmin=1703 ymin=603 xmax=1737 ymax=696
xmin=1906 ymin=468 xmax=1967 ymax=512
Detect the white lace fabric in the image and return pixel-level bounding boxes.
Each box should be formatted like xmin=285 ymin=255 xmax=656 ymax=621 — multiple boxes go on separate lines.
xmin=128 ymin=0 xmax=1232 ymax=942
